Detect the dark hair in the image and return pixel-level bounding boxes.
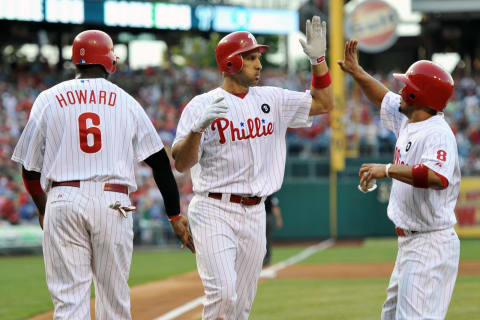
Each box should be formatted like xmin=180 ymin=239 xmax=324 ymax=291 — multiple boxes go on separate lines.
xmin=75 ymin=64 xmax=108 ymax=76
xmin=425 ymin=107 xmax=438 ymax=116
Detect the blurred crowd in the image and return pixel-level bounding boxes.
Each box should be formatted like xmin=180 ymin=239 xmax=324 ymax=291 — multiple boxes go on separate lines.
xmin=1 ymin=60 xmax=479 ymax=232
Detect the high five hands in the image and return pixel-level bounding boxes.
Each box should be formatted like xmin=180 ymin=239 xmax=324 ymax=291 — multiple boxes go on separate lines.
xmin=337 ymin=40 xmax=362 ymax=75
xmin=299 ymin=15 xmax=327 ymax=65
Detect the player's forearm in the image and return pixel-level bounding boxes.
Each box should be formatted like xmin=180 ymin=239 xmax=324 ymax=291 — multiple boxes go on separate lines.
xmin=172 ymin=131 xmax=202 ymax=172
xmin=309 ymin=62 xmax=334 ymax=115
xmin=350 ymin=66 xmax=389 ymax=108
xmin=388 ymin=164 xmax=445 ymax=189
xmin=387 ymin=164 xmax=414 ymax=184
xmin=31 ymin=194 xmax=47 ymax=215
xmin=21 ymin=167 xmax=47 ymax=215
xmin=144 ymin=149 xmax=181 ymax=217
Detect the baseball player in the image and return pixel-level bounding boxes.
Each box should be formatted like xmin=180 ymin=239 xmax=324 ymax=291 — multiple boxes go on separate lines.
xmin=339 ymin=40 xmax=460 ymax=319
xmin=172 ymin=16 xmax=334 ymax=320
xmin=11 ymin=30 xmax=194 ymax=319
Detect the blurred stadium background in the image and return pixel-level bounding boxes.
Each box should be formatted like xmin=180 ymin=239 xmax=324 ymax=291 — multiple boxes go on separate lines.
xmin=0 ymin=0 xmax=480 ymax=318
xmin=1 ymin=0 xmax=479 ymax=247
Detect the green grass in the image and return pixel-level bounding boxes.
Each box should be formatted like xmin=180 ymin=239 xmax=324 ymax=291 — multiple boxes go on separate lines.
xmin=250 ymin=238 xmax=480 ymax=319
xmin=252 ymin=278 xmax=389 ymax=320
xmin=129 ymin=249 xmax=197 ymax=287
xmin=448 ymin=276 xmax=480 ymax=319
xmin=1 ymin=239 xmax=479 ymax=319
xmin=0 ymin=250 xmax=197 ymax=320
xmin=251 ymin=276 xmax=480 ymax=320
xmin=269 ymin=246 xmax=305 ymax=264
xmin=302 ymin=238 xmax=480 ymax=264
xmin=303 ymin=238 xmax=398 ymax=264
xmin=459 ymin=239 xmax=480 ymax=260
xmin=0 ymin=255 xmax=51 ymax=320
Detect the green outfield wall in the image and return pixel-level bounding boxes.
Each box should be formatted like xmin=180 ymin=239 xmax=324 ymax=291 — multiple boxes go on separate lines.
xmin=274 ymin=179 xmax=395 ymax=240
xmin=274 ymin=156 xmax=396 ymax=240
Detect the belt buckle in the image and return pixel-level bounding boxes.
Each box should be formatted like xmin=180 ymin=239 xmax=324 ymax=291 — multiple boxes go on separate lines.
xmin=240 ymin=196 xmax=246 ymax=205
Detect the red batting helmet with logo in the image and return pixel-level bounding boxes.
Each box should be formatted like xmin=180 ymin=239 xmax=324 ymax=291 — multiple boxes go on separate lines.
xmin=72 ymin=30 xmax=118 ymax=74
xmin=215 ymin=31 xmax=269 ymax=74
xmin=393 ymin=60 xmax=454 ymax=112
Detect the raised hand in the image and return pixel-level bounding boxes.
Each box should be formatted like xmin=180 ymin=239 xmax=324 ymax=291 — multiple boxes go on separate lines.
xmin=299 ymin=15 xmax=327 ymax=65
xmin=192 ymin=96 xmax=228 ymax=133
xmin=337 ymin=40 xmax=361 ymax=75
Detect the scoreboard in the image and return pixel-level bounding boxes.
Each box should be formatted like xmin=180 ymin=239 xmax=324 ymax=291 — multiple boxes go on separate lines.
xmin=0 ymin=0 xmax=299 ymax=34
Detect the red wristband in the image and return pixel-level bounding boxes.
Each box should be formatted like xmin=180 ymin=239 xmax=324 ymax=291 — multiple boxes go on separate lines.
xmin=311 ymin=71 xmax=331 ymax=89
xmin=168 ymin=214 xmax=182 ymax=222
xmin=22 ymin=173 xmax=45 ymax=196
xmin=412 ymin=164 xmax=429 ymax=188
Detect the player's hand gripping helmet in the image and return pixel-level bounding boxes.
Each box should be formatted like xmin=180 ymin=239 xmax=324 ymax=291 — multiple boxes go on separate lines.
xmin=393 ymin=60 xmax=454 ymax=112
xmin=215 ymin=31 xmax=269 ymax=74
xmin=72 ymin=30 xmax=118 ymax=74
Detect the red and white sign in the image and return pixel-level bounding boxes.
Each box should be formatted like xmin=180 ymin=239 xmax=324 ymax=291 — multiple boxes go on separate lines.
xmin=345 ymin=0 xmax=399 ymax=53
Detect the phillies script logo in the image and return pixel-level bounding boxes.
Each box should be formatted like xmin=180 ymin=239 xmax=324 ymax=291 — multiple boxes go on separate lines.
xmin=211 ymin=117 xmax=274 ymax=144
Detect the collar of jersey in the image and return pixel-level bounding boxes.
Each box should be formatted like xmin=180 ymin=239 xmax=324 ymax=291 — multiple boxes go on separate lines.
xmin=221 ymin=88 xmax=249 ymax=99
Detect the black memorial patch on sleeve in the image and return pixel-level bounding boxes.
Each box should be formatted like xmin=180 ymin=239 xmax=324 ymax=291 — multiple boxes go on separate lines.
xmin=261 ymin=103 xmax=270 ymax=113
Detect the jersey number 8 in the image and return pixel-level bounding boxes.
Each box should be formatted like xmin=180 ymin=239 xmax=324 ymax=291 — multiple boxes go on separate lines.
xmin=79 ymin=112 xmax=101 ymax=154
xmin=436 ymin=150 xmax=447 ymax=161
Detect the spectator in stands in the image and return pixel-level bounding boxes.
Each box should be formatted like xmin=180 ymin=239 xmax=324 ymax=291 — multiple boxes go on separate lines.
xmin=1 ymin=59 xmax=480 ymax=229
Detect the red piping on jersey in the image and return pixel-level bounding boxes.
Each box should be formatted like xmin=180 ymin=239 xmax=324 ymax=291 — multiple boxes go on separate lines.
xmin=433 ymin=171 xmax=449 ymax=189
xmin=232 ymin=92 xmax=247 ymax=99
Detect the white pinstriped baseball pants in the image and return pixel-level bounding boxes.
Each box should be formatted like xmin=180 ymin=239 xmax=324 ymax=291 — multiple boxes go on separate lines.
xmin=188 ymin=193 xmax=267 ymax=320
xmin=381 ymin=227 xmax=460 ymax=320
xmin=43 ymin=182 xmax=134 ymax=320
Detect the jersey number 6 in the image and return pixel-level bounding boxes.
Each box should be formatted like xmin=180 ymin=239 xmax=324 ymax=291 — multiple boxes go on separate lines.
xmin=79 ymin=112 xmax=102 ymax=153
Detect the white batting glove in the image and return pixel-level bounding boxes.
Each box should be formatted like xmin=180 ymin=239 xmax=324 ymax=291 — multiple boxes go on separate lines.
xmin=299 ymin=15 xmax=327 ymax=65
xmin=191 ymin=96 xmax=228 ymax=133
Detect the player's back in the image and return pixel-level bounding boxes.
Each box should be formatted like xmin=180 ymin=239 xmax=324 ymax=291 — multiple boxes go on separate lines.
xmin=37 ymin=78 xmax=142 ymax=188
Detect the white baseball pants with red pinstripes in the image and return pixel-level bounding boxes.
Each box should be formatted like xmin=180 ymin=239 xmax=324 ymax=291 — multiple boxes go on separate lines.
xmin=188 ymin=193 xmax=267 ymax=320
xmin=42 ymin=182 xmax=134 ymax=320
xmin=381 ymin=227 xmax=460 ymax=320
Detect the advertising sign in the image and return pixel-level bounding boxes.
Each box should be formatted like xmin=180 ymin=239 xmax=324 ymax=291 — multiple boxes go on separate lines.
xmin=345 ymin=0 xmax=399 ymax=53
xmin=213 ymin=6 xmax=298 ymax=34
xmin=455 ymin=177 xmax=480 ymax=238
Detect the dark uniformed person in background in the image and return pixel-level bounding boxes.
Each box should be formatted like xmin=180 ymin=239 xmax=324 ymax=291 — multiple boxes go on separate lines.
xmin=263 ymin=194 xmax=283 ymax=267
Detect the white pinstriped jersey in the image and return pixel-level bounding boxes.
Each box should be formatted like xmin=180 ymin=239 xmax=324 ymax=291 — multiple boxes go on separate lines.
xmin=173 ymin=86 xmax=313 ymax=196
xmin=381 ymin=92 xmax=460 ymax=231
xmin=12 ymin=78 xmax=163 ymax=192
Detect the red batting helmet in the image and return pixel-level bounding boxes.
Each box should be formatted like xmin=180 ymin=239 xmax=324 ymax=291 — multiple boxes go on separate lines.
xmin=393 ymin=60 xmax=454 ymax=112
xmin=215 ymin=31 xmax=269 ymax=74
xmin=72 ymin=30 xmax=118 ymax=74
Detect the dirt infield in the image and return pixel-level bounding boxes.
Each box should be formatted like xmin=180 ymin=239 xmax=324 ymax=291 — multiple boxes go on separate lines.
xmin=29 ymin=260 xmax=480 ymax=320
xmin=29 ymin=271 xmax=205 ymax=320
